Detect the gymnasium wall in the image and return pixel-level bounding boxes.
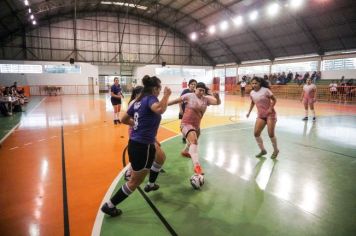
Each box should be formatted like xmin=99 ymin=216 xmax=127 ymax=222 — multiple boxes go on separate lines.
xmin=0 ymin=60 xmax=99 ymax=94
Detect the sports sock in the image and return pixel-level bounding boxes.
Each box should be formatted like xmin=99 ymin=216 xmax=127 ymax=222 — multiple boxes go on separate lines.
xmin=110 ymin=182 xmax=132 ymax=205
xmin=148 ymin=161 xmax=162 ymax=184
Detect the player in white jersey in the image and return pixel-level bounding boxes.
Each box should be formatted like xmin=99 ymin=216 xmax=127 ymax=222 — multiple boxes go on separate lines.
xmin=246 ymin=77 xmax=279 ymax=159
xmin=168 ymin=82 xmax=221 ymax=175
xmin=300 ymin=78 xmax=317 ymax=121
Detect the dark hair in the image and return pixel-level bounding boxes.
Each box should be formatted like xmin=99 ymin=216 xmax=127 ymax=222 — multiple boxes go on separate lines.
xmin=188 ymin=79 xmax=197 ymax=85
xmin=196 ymin=82 xmax=211 ymax=95
xmin=114 ymin=77 xmax=119 ymax=82
xmin=251 ymin=76 xmax=270 ymax=89
xmin=129 ymin=86 xmax=143 ymax=104
xmin=136 ymin=75 xmax=161 ymax=102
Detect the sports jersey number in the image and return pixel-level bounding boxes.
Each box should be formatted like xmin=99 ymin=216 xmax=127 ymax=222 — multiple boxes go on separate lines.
xmin=133 ymin=112 xmax=139 ymax=130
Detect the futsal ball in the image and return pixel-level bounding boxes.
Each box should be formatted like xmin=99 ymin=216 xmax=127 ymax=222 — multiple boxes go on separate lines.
xmin=190 ymin=174 xmax=204 ymax=189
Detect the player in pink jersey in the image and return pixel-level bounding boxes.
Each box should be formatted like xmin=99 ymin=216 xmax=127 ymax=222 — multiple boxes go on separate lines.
xmin=300 ymin=78 xmax=317 ymax=121
xmin=246 ymin=77 xmax=279 ymax=159
xmin=168 ymin=82 xmax=221 ymax=175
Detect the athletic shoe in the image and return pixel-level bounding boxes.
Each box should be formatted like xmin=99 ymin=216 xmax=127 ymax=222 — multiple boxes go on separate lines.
xmin=271 ymin=150 xmax=279 ymax=159
xmin=255 ymin=150 xmax=267 ymax=158
xmin=114 ymin=120 xmax=117 ymax=125
xmin=194 ymin=164 xmax=204 ymax=175
xmin=101 ymin=203 xmax=122 ymax=217
xmin=302 ymin=117 xmax=308 ymax=121
xmin=144 ymin=183 xmax=160 ymax=192
xmin=312 ymin=117 xmax=316 ymax=122
xmin=117 ymin=119 xmax=121 ymax=124
xmin=181 ymin=151 xmax=191 ymax=158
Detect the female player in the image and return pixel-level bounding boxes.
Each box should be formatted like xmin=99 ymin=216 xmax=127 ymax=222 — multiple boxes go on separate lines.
xmin=179 ymin=79 xmax=197 ymax=143
xmin=110 ymin=77 xmax=124 ymax=124
xmin=168 ymin=82 xmax=221 ymax=175
xmin=124 ymin=85 xmax=167 ymax=193
xmin=300 ymin=78 xmax=317 ymax=121
xmin=246 ymin=76 xmax=279 ymax=159
xmin=101 ymin=75 xmax=171 ymax=217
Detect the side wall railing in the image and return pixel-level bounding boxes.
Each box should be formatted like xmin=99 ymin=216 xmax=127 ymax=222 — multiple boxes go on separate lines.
xmin=29 ymin=85 xmax=90 ymax=95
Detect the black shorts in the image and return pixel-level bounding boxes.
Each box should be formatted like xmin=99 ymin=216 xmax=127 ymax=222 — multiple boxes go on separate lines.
xmin=128 ymin=139 xmax=156 ymax=171
xmin=111 ymin=97 xmax=122 ymax=105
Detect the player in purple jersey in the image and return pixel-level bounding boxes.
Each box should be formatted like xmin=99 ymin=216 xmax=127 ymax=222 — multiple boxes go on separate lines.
xmin=101 ymin=75 xmax=171 ymax=217
xmin=124 ymin=85 xmax=167 ymax=193
xmin=110 ymin=77 xmax=124 ymax=125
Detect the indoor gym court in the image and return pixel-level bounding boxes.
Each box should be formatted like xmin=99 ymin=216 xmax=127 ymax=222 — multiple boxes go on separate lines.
xmin=1 ymin=0 xmax=356 ymax=235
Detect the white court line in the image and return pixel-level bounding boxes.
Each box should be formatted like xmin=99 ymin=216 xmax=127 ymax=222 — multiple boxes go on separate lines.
xmin=38 ymin=139 xmax=46 ymax=142
xmin=9 ymin=146 xmax=19 ymax=150
xmin=24 ymin=142 xmax=32 ymax=146
xmin=50 ymin=136 xmax=58 ymax=139
xmin=91 ymin=164 xmax=131 ymax=236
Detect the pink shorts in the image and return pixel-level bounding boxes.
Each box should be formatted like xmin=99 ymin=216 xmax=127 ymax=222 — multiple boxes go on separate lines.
xmin=257 ymin=111 xmax=277 ymax=122
xmin=181 ymin=124 xmax=200 ymax=138
xmin=303 ymin=98 xmax=315 ymax=105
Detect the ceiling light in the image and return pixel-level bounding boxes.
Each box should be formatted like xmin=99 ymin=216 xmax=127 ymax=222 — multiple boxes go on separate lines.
xmin=233 ymin=16 xmax=243 ymax=26
xmin=28 ymin=8 xmax=31 ymax=13
xmin=290 ymin=0 xmax=304 ymax=9
xmin=24 ymin=0 xmax=29 ymax=6
xmin=190 ymin=32 xmax=197 ymax=41
xmin=267 ymin=3 xmax=280 ymax=17
xmin=219 ymin=21 xmax=228 ymax=31
xmin=100 ymin=1 xmax=147 ymax=10
xmin=249 ymin=10 xmax=258 ymax=21
xmin=30 ymin=14 xmax=34 ymax=20
xmin=208 ymin=25 xmax=216 ymax=34
xmin=32 ymin=20 xmax=36 ymax=25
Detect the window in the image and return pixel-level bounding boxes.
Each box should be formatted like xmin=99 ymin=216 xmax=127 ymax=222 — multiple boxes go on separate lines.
xmin=0 ymin=64 xmax=42 ymax=73
xmin=155 ymin=67 xmax=182 ymax=76
xmin=225 ymin=68 xmax=237 ymax=77
xmin=322 ymin=58 xmax=356 ymax=71
xmin=182 ymin=68 xmax=205 ymax=78
xmin=271 ymin=61 xmax=318 ymax=73
xmin=43 ymin=65 xmax=81 ymax=73
xmin=214 ymin=68 xmax=225 ymax=77
xmin=238 ymin=65 xmax=269 ymax=75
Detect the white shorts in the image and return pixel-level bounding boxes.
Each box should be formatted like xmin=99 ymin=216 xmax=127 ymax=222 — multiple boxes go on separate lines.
xmin=181 ymin=124 xmax=200 ymax=138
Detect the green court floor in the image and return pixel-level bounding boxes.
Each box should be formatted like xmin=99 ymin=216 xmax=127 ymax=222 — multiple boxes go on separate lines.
xmin=99 ymin=116 xmax=356 ymax=236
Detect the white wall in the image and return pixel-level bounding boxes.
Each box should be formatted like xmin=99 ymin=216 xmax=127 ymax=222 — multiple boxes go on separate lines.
xmin=133 ymin=64 xmax=214 ymax=93
xmin=0 ymin=60 xmax=99 ymax=94
xmin=98 ymin=65 xmax=120 ymax=75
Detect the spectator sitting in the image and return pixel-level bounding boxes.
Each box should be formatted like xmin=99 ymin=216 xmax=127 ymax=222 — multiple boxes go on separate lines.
xmin=286 ymin=71 xmax=293 ymax=83
xmin=303 ymin=72 xmax=310 ymax=84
